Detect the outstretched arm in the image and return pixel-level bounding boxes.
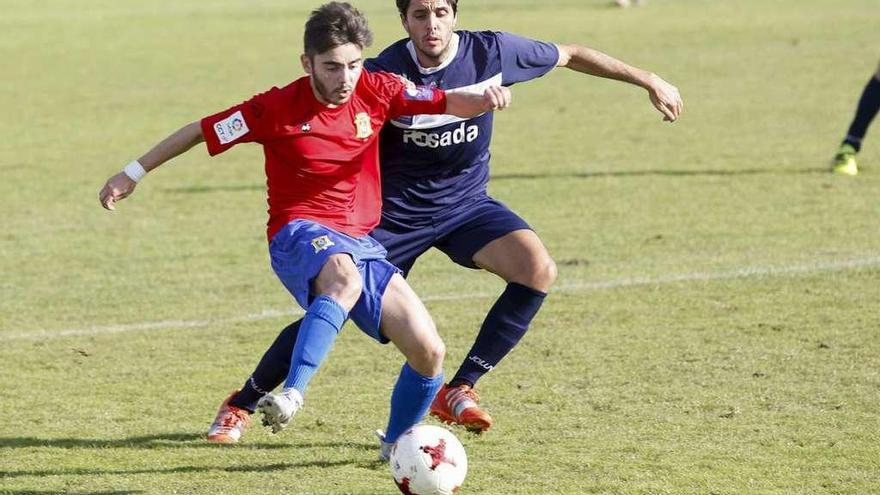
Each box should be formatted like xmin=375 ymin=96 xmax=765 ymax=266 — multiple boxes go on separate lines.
xmin=556 ymin=44 xmax=683 ymax=122
xmin=99 ymin=121 xmax=204 ymax=210
xmin=445 ymin=86 xmax=513 ymax=118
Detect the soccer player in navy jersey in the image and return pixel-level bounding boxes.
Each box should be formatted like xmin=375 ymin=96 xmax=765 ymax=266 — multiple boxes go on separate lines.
xmin=207 ymin=0 xmax=682 ymax=443
xmin=98 ymin=1 xmax=511 ymax=457
xmin=830 ymin=60 xmax=880 ymax=176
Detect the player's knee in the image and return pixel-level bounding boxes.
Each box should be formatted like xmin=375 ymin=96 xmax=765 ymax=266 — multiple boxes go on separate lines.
xmin=316 ymin=256 xmax=363 ymax=309
xmin=523 ymin=254 xmax=557 ymax=292
xmin=409 ymin=334 xmax=445 ymax=377
xmin=335 ymin=273 xmax=363 ymax=309
xmin=423 ymin=338 xmax=446 ymax=376
xmin=539 ymin=256 xmax=558 ymax=288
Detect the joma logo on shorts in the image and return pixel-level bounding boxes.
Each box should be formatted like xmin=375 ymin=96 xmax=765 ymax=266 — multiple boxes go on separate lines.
xmin=402 ymin=123 xmax=479 ymax=148
xmin=468 ymin=355 xmax=494 ymax=371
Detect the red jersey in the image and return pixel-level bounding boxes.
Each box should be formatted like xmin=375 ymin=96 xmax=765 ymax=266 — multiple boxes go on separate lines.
xmin=200 ymin=70 xmax=447 ymax=240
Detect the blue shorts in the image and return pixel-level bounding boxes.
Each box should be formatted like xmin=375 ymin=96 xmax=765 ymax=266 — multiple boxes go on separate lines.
xmin=269 ymin=220 xmax=400 ymax=343
xmin=373 ymin=195 xmax=531 ymax=276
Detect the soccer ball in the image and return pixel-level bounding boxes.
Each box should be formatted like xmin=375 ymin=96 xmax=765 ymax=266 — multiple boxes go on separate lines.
xmin=389 ymin=425 xmax=468 ymax=495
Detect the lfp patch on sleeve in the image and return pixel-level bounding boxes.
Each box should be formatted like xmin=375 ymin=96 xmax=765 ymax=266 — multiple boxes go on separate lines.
xmin=403 ymin=86 xmax=436 ymax=101
xmin=213 ymin=110 xmax=250 ymax=144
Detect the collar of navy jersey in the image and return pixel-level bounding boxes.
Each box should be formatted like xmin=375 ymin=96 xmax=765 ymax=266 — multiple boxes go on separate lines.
xmin=406 ymin=32 xmax=461 ymax=75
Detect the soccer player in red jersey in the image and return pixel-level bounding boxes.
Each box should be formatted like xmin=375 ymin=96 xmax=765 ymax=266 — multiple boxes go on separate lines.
xmin=98 ymin=1 xmax=511 ymax=456
xmin=203 ymin=0 xmax=683 ymax=444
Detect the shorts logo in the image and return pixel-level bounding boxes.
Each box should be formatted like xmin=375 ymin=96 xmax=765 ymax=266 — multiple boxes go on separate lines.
xmin=213 ymin=110 xmax=250 ymax=144
xmin=301 ymin=122 xmax=312 ymax=132
xmin=310 ymin=235 xmax=335 ymax=253
xmin=354 ymin=112 xmax=372 ymax=139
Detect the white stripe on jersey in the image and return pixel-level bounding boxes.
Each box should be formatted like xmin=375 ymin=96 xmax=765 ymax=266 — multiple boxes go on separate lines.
xmin=390 ymin=73 xmax=503 ymax=130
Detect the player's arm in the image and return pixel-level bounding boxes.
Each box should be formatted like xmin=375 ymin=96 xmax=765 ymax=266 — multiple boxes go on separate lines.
xmin=99 ymin=121 xmax=204 ymax=211
xmin=445 ymin=86 xmax=513 ymax=117
xmin=556 ymin=44 xmax=683 ymax=122
xmin=388 ymin=79 xmax=512 ymax=119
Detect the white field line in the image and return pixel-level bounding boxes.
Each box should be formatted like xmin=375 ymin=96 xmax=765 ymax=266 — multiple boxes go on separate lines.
xmin=3 ymin=256 xmax=879 ymax=342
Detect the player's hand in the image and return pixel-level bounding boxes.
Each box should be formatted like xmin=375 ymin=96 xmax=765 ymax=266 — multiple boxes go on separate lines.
xmin=99 ymin=172 xmax=137 ymax=210
xmin=482 ymin=86 xmax=512 ymax=111
xmin=646 ymin=73 xmax=682 ymax=122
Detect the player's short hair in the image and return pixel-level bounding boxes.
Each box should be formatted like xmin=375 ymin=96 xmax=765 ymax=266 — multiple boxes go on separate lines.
xmin=304 ymin=2 xmax=373 ymax=58
xmin=396 ymin=0 xmax=459 ymax=17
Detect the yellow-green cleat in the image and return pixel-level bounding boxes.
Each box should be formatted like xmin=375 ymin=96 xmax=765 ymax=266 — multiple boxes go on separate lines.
xmin=830 ymin=143 xmax=859 ymax=176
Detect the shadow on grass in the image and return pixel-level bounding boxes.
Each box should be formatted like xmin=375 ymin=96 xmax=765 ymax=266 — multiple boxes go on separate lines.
xmin=160 ymin=167 xmax=828 ymax=195
xmin=0 ymin=459 xmax=353 ymax=479
xmin=490 ymin=167 xmax=828 ymax=181
xmin=0 ymin=433 xmax=376 ymax=452
xmin=162 ymin=184 xmax=263 ymax=194
xmin=1 ymin=491 xmax=143 ymax=495
xmin=0 ymin=432 xmax=292 ymax=450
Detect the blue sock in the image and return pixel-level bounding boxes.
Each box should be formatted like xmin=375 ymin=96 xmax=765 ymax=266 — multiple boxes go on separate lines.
xmin=451 ymin=282 xmax=547 ymax=388
xmin=384 ymin=363 xmax=443 ymax=444
xmin=844 ymin=75 xmax=880 ymax=152
xmin=283 ymin=296 xmax=347 ymax=394
xmin=230 ymin=319 xmax=301 ymax=412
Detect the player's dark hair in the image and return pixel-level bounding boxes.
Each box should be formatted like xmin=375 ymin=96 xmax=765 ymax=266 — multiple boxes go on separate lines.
xmin=304 ymin=2 xmax=373 ymax=58
xmin=396 ymin=0 xmax=458 ymax=17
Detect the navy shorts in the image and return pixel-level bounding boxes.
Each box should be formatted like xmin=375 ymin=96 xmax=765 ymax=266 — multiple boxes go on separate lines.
xmin=372 ymin=195 xmax=531 ymax=277
xmin=269 ymin=220 xmax=400 ymax=343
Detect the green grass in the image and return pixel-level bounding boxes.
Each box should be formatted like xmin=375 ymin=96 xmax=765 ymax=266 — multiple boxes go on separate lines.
xmin=2 ymin=0 xmax=879 ymax=493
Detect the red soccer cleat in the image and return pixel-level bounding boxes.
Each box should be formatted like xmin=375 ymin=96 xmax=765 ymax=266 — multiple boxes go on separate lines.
xmin=207 ymin=390 xmax=251 ymax=444
xmin=429 ymin=383 xmax=493 ymax=433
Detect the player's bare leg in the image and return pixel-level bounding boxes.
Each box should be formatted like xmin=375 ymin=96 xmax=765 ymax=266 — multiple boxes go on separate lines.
xmin=376 ymin=273 xmax=445 ymax=459
xmin=380 ymin=274 xmax=444 ymax=377
xmin=473 ymin=229 xmax=557 ymax=292
xmin=431 ymin=229 xmax=557 ymax=432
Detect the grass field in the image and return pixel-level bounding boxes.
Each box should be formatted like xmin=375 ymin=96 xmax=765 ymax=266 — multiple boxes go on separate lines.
xmin=2 ymin=0 xmax=879 ymax=493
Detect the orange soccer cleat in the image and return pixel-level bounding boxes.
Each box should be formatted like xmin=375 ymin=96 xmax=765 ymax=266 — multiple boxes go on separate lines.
xmin=429 ymin=383 xmax=493 ymax=433
xmin=207 ymin=390 xmax=251 ymax=444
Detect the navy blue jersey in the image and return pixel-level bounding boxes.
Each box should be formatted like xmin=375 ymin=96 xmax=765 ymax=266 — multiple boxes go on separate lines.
xmin=365 ymin=30 xmax=559 ymax=226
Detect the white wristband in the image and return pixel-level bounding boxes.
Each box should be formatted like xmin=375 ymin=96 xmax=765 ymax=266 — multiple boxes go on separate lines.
xmin=122 ymin=160 xmax=147 ymax=183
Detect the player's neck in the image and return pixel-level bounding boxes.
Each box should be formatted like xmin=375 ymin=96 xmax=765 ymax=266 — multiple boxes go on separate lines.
xmin=413 ymin=32 xmax=459 ymax=70
xmin=416 ymin=50 xmax=448 ymax=69
xmin=314 ymin=92 xmax=339 ymax=108
xmin=309 ymin=82 xmax=341 ymax=109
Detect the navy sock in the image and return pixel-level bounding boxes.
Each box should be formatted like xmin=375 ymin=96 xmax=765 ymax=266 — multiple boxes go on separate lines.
xmin=384 ymin=363 xmax=443 ymax=443
xmin=451 ymin=282 xmax=547 ymax=388
xmin=284 ymin=295 xmax=348 ymax=394
xmin=230 ymin=320 xmax=301 ymax=413
xmin=843 ymin=75 xmax=880 ymax=152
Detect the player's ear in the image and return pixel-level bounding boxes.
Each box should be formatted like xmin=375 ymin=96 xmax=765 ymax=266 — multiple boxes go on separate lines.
xmin=301 ymin=54 xmax=312 ymax=75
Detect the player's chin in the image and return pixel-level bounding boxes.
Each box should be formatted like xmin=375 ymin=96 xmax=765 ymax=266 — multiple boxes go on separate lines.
xmin=418 ymin=42 xmax=444 ymax=57
xmin=331 ymin=91 xmax=353 ymax=105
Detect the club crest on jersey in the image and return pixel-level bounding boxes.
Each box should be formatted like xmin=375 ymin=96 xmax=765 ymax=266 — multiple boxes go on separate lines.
xmin=354 ymin=112 xmax=372 ymax=139
xmin=301 ymin=122 xmax=312 ymax=132
xmin=310 ymin=235 xmax=335 ymax=253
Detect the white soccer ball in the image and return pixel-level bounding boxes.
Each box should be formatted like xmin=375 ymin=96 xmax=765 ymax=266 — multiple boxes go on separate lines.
xmin=389 ymin=425 xmax=468 ymax=495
